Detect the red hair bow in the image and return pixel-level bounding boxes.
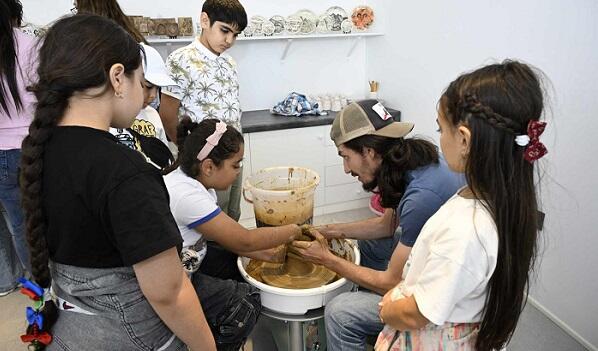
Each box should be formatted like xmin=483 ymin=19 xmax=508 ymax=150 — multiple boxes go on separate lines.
xmin=21 ymin=332 xmax=52 ymax=345
xmin=523 ymin=120 xmax=547 ymax=163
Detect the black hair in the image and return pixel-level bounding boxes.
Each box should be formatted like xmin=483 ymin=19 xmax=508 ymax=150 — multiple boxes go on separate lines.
xmin=0 ymin=0 xmax=24 ymax=115
xmin=202 ymin=0 xmax=248 ymax=31
xmin=440 ymin=60 xmax=543 ymax=350
xmin=163 ymin=117 xmax=244 ymax=178
xmin=343 ymin=135 xmax=439 ymax=209
xmin=19 ymin=14 xmax=142 ymax=343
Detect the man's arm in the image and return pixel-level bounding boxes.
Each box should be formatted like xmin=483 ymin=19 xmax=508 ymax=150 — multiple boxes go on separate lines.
xmin=159 ymin=93 xmax=181 ymax=143
xmin=317 ymin=208 xmax=396 ymax=241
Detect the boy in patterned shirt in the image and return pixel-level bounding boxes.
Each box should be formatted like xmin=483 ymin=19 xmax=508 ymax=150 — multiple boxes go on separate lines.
xmin=160 ymin=0 xmax=247 ymax=223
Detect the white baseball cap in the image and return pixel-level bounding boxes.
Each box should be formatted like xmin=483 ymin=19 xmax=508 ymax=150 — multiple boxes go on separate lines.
xmin=140 ymin=43 xmax=177 ymax=87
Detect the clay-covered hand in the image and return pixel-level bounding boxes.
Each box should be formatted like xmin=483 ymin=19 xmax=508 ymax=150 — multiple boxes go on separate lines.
xmin=266 ymin=244 xmax=288 ymax=263
xmin=297 ymin=224 xmax=315 ymax=241
xmin=288 ymin=224 xmax=303 ymax=242
xmin=315 ymin=224 xmax=346 ymax=239
xmin=291 ymin=229 xmax=333 ymax=266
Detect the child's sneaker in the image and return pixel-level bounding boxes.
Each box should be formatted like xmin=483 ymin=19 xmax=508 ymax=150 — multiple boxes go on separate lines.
xmin=369 ymin=193 xmax=385 ymax=216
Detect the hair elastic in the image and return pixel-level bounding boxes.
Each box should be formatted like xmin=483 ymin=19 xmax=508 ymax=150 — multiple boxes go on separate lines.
xmin=18 ymin=278 xmax=53 ymax=350
xmin=514 ymin=135 xmax=530 ymax=146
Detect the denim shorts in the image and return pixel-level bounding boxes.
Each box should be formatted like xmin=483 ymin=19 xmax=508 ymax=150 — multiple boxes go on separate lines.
xmin=48 ymin=262 xmax=186 ymax=351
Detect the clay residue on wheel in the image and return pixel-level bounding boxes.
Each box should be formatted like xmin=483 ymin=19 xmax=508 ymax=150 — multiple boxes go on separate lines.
xmin=246 ymin=233 xmax=354 ymax=290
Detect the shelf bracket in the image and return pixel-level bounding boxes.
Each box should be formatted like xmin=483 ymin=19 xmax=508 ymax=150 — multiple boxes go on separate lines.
xmin=281 ymin=39 xmax=293 ymax=60
xmin=347 ymin=36 xmax=363 ymax=57
xmin=165 ymin=42 xmax=174 ymax=55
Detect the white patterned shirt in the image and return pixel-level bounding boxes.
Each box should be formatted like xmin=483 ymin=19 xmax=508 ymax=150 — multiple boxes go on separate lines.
xmin=163 ymin=39 xmax=242 ymax=133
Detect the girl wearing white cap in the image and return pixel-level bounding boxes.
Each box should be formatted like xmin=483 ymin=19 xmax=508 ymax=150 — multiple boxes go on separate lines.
xmin=111 ymin=44 xmax=177 ymax=169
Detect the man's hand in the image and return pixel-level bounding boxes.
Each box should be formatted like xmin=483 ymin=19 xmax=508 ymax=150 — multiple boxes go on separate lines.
xmin=291 ymin=229 xmax=334 ymax=266
xmin=314 ymin=224 xmax=346 ymax=239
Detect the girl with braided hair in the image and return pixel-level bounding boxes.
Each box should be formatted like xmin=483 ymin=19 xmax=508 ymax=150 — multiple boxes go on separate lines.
xmin=375 ymin=60 xmax=546 ymax=351
xmin=0 ymin=0 xmax=35 ymax=289
xmin=20 ymin=14 xmax=215 ymax=350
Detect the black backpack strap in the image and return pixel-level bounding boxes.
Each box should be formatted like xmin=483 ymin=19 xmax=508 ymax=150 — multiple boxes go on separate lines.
xmin=127 ymin=128 xmax=174 ymax=170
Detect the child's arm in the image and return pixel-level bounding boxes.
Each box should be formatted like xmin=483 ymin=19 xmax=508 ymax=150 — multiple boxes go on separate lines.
xmin=238 ymin=245 xmax=287 ymax=263
xmin=379 ymin=294 xmax=430 ymax=331
xmin=195 ymin=211 xmax=301 ymax=252
xmin=159 ymin=93 xmax=181 ymax=143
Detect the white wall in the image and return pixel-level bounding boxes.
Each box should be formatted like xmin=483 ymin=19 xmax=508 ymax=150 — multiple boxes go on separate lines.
xmin=21 ymin=0 xmax=374 ymax=111
xmin=366 ymin=0 xmax=598 ymax=349
xmin=21 ymin=0 xmax=598 ymax=348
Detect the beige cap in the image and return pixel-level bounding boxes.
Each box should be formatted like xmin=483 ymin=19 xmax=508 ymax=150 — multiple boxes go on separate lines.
xmin=330 ymin=99 xmax=414 ymax=146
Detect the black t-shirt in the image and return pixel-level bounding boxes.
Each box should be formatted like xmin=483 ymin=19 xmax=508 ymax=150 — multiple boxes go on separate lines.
xmin=43 ymin=126 xmax=182 ymax=268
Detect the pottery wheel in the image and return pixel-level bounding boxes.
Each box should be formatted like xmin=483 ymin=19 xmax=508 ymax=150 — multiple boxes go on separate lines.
xmin=245 ymin=225 xmax=337 ymax=289
xmin=260 ymin=255 xmax=336 ymax=289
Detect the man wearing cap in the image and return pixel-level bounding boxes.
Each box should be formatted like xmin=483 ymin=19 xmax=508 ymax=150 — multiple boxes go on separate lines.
xmin=111 ymin=43 xmax=178 ymax=169
xmin=293 ymin=100 xmax=464 ymax=351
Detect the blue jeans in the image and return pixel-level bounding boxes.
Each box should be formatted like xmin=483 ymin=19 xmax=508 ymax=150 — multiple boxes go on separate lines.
xmin=0 ymin=208 xmax=22 ymax=291
xmin=325 ymin=291 xmax=384 ymax=351
xmin=191 ymin=270 xmax=261 ymax=350
xmin=0 ymin=149 xmax=31 ymax=272
xmin=324 ymin=228 xmax=402 ymax=350
xmin=49 ymin=262 xmax=186 ymax=351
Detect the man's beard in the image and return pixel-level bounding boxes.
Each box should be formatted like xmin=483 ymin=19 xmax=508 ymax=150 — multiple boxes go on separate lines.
xmin=361 ymin=172 xmax=379 ymax=193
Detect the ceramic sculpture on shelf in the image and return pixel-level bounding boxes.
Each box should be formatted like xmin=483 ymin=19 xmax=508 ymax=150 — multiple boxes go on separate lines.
xmin=262 ymin=20 xmax=275 ymax=36
xmin=242 ymin=23 xmax=254 ymax=37
xmin=250 ymin=15 xmax=265 ymax=36
xmin=166 ymin=22 xmax=179 ymax=38
xmin=295 ymin=9 xmax=317 ymax=35
xmin=324 ymin=6 xmax=348 ymax=32
xmin=153 ymin=22 xmax=165 ymax=36
xmin=139 ymin=17 xmax=151 ymax=36
xmin=178 ymin=17 xmax=194 ymax=36
xmin=341 ymin=19 xmax=352 ymax=34
xmin=316 ymin=14 xmax=329 ymax=33
xmin=351 ymin=5 xmax=374 ymax=30
xmin=269 ymin=15 xmax=285 ymax=35
xmin=128 ymin=15 xmax=143 ymax=33
xmin=151 ymin=18 xmax=176 ymax=36
xmin=285 ymin=15 xmax=302 ymax=34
